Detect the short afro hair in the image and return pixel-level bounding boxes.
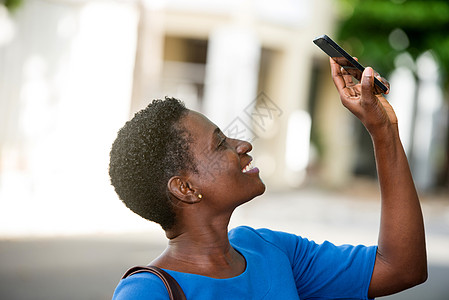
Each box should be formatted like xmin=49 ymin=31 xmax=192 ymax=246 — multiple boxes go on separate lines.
xmin=109 ymin=97 xmax=196 ymax=230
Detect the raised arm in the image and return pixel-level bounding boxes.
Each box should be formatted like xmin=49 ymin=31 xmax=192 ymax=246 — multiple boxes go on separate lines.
xmin=329 ymin=58 xmax=427 ymax=298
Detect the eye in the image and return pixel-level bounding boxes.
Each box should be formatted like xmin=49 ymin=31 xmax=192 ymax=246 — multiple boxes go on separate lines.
xmin=217 ymin=135 xmax=227 ymax=149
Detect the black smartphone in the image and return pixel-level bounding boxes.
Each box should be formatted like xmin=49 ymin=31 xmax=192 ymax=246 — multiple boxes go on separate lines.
xmin=313 ymin=34 xmax=388 ymax=94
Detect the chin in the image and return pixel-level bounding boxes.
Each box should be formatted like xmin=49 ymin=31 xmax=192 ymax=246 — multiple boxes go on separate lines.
xmin=253 ymin=180 xmax=266 ymax=198
xmin=239 ymin=183 xmax=266 ymax=206
xmin=259 ymin=182 xmax=266 ymax=195
xmin=258 ymin=175 xmax=266 ymax=191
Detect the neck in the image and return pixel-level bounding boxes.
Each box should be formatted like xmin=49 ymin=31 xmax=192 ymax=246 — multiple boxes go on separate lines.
xmin=166 ymin=212 xmax=233 ymax=258
xmin=152 ymin=212 xmax=246 ymax=278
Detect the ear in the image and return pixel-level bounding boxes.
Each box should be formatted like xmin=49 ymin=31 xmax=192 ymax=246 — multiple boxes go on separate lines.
xmin=167 ymin=176 xmax=202 ymax=204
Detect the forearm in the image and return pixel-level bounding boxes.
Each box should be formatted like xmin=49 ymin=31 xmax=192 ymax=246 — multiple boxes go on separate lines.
xmin=370 ymin=125 xmax=427 ymax=294
xmin=329 ymin=59 xmax=427 ymax=296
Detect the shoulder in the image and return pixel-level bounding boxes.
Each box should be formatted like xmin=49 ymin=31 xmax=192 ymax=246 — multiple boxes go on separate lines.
xmin=230 ymin=225 xmax=310 ymax=243
xmin=229 ymin=225 xmax=292 ymax=237
xmin=229 ymin=226 xmax=312 ymax=255
xmin=228 ymin=226 xmax=279 ymax=243
xmin=112 ymin=272 xmax=169 ymax=300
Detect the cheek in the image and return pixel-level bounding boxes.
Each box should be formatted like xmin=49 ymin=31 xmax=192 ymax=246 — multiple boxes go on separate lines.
xmin=196 ymin=152 xmax=240 ymax=181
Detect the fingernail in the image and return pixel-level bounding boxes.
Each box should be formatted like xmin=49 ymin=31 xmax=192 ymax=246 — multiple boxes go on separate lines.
xmin=365 ymin=67 xmax=373 ymax=77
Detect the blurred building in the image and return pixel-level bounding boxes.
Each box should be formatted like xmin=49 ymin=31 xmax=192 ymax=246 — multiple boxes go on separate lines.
xmin=1 ymin=0 xmax=446 ymax=236
xmin=130 ymin=0 xmax=342 ymax=189
xmin=0 ymin=0 xmax=344 ymax=236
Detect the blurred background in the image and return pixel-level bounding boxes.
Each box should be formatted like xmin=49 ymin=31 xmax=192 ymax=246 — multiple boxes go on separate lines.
xmin=0 ymin=0 xmax=448 ymax=299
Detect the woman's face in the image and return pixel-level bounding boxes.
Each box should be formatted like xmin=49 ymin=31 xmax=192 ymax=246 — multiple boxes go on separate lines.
xmin=181 ymin=110 xmax=266 ymax=212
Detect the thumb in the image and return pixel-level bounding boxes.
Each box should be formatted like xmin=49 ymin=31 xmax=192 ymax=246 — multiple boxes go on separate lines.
xmin=361 ymin=67 xmax=375 ymax=104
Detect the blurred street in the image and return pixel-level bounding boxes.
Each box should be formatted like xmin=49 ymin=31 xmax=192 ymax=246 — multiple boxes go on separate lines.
xmin=1 ymin=1 xmax=448 ymax=299
xmin=1 ymin=183 xmax=448 ymax=300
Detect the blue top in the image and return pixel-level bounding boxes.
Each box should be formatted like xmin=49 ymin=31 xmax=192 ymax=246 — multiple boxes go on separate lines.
xmin=113 ymin=226 xmax=377 ymax=299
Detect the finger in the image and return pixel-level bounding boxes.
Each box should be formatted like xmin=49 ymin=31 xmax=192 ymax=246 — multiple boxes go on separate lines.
xmin=341 ymin=67 xmax=355 ymax=86
xmin=333 ymin=57 xmax=351 ymax=67
xmin=361 ymin=67 xmax=375 ymax=105
xmin=346 ymin=57 xmax=362 ymax=81
xmin=342 ymin=67 xmax=362 ymax=80
xmin=330 ymin=57 xmax=347 ymax=92
xmin=334 ymin=56 xmax=362 ymax=80
xmin=376 ymin=75 xmax=391 ymax=95
xmin=371 ymin=69 xmax=390 ymax=95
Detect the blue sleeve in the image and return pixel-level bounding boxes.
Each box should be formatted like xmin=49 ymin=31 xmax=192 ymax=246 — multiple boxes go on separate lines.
xmin=256 ymin=228 xmax=377 ymax=300
xmin=112 ymin=273 xmax=170 ymax=300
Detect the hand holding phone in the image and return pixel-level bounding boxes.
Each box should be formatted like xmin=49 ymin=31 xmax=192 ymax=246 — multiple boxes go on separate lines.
xmin=313 ymin=35 xmax=389 ymax=94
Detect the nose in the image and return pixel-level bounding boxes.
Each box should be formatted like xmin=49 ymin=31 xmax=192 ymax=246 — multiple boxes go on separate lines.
xmin=235 ymin=139 xmax=252 ymax=155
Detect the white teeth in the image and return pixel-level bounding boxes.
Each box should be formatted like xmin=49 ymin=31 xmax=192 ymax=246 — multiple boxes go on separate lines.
xmin=242 ymin=161 xmax=254 ymax=173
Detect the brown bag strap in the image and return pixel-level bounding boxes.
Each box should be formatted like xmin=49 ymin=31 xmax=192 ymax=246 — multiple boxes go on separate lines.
xmin=121 ymin=265 xmax=186 ymax=300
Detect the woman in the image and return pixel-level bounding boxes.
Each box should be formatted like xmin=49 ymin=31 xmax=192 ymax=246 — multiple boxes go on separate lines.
xmin=110 ymin=59 xmax=427 ymax=299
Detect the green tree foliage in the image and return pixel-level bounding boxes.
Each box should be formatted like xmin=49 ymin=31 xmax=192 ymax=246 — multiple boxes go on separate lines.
xmin=1 ymin=0 xmax=23 ymax=12
xmin=336 ymin=0 xmax=449 ymax=91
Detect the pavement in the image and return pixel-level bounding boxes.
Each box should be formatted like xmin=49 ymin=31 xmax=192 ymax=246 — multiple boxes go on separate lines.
xmin=0 ymin=184 xmax=448 ymax=300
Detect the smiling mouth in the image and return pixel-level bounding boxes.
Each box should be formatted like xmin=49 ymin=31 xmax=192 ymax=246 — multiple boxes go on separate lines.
xmin=242 ymin=160 xmax=258 ymax=174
